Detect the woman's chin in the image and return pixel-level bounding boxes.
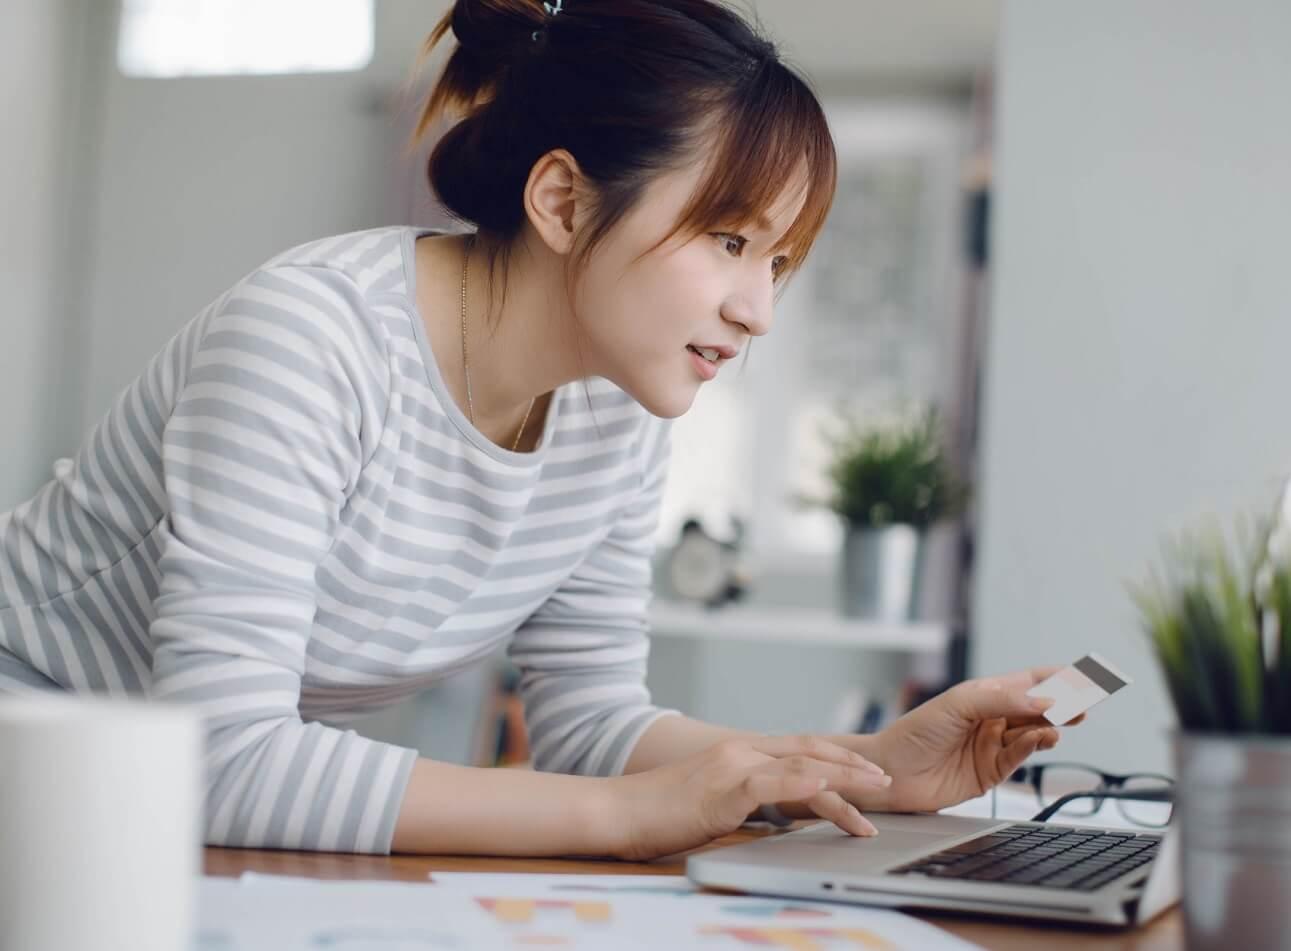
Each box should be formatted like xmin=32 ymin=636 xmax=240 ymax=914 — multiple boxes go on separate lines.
xmin=623 ymin=380 xmax=698 ymax=419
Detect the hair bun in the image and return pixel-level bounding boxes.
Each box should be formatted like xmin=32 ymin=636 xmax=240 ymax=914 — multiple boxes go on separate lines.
xmin=450 ymin=0 xmax=545 ymax=64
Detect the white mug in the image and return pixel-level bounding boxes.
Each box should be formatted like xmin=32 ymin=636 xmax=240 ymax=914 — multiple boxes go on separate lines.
xmin=0 ymin=694 xmax=202 ymax=951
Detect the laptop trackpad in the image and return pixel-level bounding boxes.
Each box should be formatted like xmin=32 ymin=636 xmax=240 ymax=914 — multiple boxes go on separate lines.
xmin=782 ymin=814 xmax=1005 ymax=872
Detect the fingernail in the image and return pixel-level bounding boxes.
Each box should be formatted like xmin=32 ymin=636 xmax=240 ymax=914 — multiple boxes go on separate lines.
xmin=861 ymin=760 xmax=886 ymax=774
xmin=1031 ymin=697 xmax=1054 ymax=710
xmin=817 ymin=778 xmax=828 ymax=791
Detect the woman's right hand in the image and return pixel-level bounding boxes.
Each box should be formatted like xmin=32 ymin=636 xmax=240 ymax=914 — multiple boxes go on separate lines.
xmin=606 ymin=735 xmax=892 ymax=861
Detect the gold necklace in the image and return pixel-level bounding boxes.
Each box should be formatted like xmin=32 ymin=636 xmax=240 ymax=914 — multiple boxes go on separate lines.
xmin=460 ymin=235 xmax=536 ymax=453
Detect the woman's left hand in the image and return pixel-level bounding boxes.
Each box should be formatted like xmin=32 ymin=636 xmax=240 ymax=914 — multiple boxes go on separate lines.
xmin=864 ymin=667 xmax=1084 ymax=814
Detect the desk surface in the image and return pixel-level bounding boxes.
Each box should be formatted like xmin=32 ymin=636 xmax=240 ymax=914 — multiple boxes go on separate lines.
xmin=204 ymin=826 xmax=1183 ymax=950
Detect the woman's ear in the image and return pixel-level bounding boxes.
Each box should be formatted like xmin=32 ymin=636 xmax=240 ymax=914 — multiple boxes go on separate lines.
xmin=523 ymin=149 xmax=591 ymax=256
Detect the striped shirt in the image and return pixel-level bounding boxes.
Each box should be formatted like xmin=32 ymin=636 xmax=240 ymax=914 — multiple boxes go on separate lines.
xmin=0 ymin=225 xmax=677 ymax=854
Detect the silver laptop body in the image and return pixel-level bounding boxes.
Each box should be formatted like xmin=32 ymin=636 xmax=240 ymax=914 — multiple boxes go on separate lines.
xmin=687 ymin=813 xmax=1179 ymax=927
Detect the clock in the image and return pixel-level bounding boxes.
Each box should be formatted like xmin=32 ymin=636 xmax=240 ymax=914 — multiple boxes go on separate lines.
xmin=664 ymin=518 xmax=748 ymax=608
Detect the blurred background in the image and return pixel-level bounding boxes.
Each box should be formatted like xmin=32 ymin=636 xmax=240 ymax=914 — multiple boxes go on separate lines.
xmin=4 ymin=0 xmax=1289 ymax=779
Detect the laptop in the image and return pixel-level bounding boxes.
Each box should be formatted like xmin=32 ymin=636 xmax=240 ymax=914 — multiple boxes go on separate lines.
xmin=686 ymin=812 xmax=1179 ymax=927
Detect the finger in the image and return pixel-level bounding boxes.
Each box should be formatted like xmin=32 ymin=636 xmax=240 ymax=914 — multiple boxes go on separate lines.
xmin=964 ymin=666 xmax=1069 ymax=704
xmin=750 ymin=756 xmax=891 ymax=809
xmin=803 ymin=790 xmax=877 ymax=837
xmin=750 ymin=735 xmax=887 ymax=776
xmin=995 ymin=728 xmax=1045 ymax=780
xmin=1001 ymin=724 xmax=1059 ymax=748
xmin=950 ymin=677 xmax=1060 ymax=724
xmin=973 ymin=717 xmax=1007 ymax=777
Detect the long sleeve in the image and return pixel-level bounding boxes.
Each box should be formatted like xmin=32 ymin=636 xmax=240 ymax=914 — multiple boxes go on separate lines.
xmin=508 ymin=416 xmax=681 ymax=778
xmin=148 ymin=265 xmax=417 ymax=854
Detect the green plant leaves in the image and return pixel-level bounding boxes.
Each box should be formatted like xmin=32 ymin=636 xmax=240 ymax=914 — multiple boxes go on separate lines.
xmin=819 ymin=408 xmax=966 ymax=529
xmin=1131 ymin=522 xmax=1290 ymax=735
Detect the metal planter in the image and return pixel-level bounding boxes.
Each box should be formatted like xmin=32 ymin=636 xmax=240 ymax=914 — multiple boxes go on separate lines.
xmin=839 ymin=524 xmax=925 ymax=621
xmin=1173 ymin=732 xmax=1291 ymax=950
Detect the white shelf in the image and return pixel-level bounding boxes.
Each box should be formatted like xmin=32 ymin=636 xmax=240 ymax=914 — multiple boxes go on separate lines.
xmin=648 ymin=600 xmax=949 ymax=652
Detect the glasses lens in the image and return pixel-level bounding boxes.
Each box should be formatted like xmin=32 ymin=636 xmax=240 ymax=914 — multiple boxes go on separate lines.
xmin=1117 ymin=775 xmax=1175 ymax=827
xmin=1036 ymin=764 xmax=1105 ymax=817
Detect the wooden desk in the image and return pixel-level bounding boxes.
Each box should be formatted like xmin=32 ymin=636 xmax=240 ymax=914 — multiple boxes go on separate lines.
xmin=204 ymin=826 xmax=1183 ymax=950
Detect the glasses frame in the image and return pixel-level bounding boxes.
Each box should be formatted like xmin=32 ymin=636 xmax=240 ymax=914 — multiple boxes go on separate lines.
xmin=994 ymin=761 xmax=1176 ymax=827
xmin=1030 ymin=786 xmax=1174 ymax=824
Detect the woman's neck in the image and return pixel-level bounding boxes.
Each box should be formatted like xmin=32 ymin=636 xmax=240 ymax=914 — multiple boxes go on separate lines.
xmin=414 ymin=230 xmax=583 ymax=447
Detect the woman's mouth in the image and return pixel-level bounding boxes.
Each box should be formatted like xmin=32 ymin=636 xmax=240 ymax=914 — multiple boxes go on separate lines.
xmin=687 ymin=345 xmax=720 ymax=381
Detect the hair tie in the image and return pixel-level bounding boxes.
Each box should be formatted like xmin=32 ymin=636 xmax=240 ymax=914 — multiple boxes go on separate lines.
xmin=533 ymin=0 xmax=562 ymax=43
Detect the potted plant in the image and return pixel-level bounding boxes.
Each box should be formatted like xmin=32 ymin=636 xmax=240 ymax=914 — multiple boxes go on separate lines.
xmin=813 ymin=407 xmax=965 ymax=620
xmin=1130 ymin=497 xmax=1291 ymax=950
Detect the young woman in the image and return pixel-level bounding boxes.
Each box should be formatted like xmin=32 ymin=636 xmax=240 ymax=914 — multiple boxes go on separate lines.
xmin=0 ymin=0 xmax=1071 ymax=860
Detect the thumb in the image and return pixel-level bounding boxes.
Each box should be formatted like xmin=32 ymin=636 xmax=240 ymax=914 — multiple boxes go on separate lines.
xmin=951 ymin=677 xmax=1055 ymax=723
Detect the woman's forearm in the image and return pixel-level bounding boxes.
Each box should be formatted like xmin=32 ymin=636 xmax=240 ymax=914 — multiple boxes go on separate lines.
xmin=623 ymin=713 xmax=757 ymax=773
xmin=391 ymin=758 xmax=620 ymax=856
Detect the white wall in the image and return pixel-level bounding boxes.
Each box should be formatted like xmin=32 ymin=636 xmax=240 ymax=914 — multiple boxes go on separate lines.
xmin=0 ymin=1 xmax=94 ymax=507
xmin=975 ymin=0 xmax=1291 ymax=774
xmin=77 ymin=1 xmax=456 ymax=424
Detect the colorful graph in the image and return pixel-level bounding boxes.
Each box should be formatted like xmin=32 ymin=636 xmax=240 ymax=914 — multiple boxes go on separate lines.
xmin=700 ymin=925 xmax=897 ymax=950
xmin=475 ymin=897 xmax=613 ymax=925
xmin=721 ymin=903 xmax=833 ymax=920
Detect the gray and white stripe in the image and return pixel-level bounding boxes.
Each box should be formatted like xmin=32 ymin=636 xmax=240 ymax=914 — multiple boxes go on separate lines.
xmin=0 ymin=225 xmax=677 ymax=854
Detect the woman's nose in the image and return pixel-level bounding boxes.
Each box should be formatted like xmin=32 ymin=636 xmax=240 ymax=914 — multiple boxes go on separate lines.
xmin=723 ymin=292 xmax=772 ymax=337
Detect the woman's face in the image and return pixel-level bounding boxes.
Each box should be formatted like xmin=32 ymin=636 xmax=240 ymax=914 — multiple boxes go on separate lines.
xmin=571 ymin=159 xmax=809 ymax=419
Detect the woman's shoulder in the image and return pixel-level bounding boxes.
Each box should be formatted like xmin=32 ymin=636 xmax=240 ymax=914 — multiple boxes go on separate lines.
xmin=209 ymin=225 xmax=421 ymax=361
xmin=258 ymin=225 xmax=413 ymax=294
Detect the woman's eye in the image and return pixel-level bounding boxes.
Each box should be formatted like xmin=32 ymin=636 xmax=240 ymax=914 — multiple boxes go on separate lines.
xmin=715 ymin=233 xmax=747 ymax=256
xmin=714 ymin=233 xmax=786 ymax=278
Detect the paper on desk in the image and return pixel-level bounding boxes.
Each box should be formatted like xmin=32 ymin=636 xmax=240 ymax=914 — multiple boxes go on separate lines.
xmin=206 ymin=871 xmax=984 ymax=950
xmin=429 ymin=871 xmax=700 ymax=894
xmin=198 ymin=876 xmax=497 ymax=949
xmin=424 ymin=872 xmax=982 ymax=950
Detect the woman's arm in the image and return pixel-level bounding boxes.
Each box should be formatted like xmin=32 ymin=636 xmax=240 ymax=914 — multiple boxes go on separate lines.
xmin=391 ymin=758 xmax=619 ymax=856
xmin=393 ymin=733 xmax=890 ymax=860
xmin=151 ymin=264 xmax=419 ymax=854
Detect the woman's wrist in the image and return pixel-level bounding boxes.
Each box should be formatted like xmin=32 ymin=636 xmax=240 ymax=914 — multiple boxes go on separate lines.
xmin=826 ymin=732 xmax=897 ymax=811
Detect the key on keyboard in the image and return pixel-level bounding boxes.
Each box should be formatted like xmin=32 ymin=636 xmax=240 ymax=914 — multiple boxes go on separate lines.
xmin=888 ymin=824 xmax=1160 ymax=891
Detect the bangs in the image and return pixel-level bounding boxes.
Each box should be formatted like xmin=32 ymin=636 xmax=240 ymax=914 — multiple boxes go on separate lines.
xmin=656 ymin=62 xmax=838 ymax=285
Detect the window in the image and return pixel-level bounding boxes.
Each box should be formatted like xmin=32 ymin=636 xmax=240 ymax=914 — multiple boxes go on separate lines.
xmin=117 ymin=0 xmax=374 ymax=78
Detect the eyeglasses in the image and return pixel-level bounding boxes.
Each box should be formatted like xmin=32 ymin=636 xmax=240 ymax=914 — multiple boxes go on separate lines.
xmin=992 ymin=761 xmax=1175 ymax=828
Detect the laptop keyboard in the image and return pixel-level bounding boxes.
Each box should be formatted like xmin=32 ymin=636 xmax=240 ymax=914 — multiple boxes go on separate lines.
xmin=888 ymin=824 xmax=1161 ymax=891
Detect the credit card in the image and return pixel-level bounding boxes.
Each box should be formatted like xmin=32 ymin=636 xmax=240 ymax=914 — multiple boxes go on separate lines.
xmin=1026 ymin=653 xmax=1132 ymax=725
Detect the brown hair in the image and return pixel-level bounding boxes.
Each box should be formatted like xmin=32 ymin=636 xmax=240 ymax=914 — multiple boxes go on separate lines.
xmin=408 ymin=0 xmax=837 ymax=309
